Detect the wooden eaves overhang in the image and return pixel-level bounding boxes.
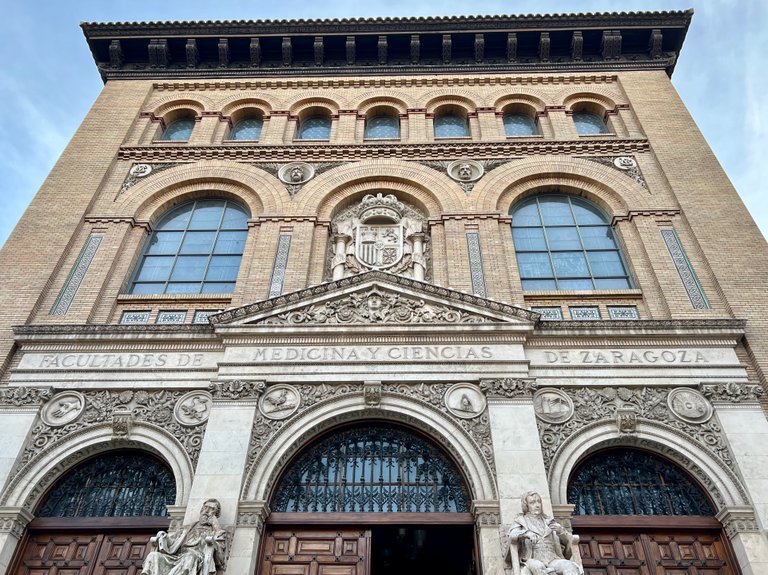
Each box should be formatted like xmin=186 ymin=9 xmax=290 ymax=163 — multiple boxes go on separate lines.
xmin=80 ymin=10 xmax=693 ymax=82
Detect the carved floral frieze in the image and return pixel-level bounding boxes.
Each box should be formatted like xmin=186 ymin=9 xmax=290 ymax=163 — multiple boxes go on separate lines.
xmin=700 ymin=382 xmax=764 ymax=404
xmin=0 ymin=386 xmax=53 ymax=407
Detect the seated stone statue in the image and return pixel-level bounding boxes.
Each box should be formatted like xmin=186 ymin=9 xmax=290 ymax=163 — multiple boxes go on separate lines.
xmin=142 ymin=498 xmax=227 ymax=575
xmin=507 ymin=491 xmax=582 ymax=575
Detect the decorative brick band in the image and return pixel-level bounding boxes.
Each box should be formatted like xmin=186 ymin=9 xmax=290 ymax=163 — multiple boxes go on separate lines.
xmin=660 ymin=228 xmax=709 ymax=310
xmin=268 ymin=234 xmax=292 ymax=298
xmin=50 ymin=235 xmax=103 ymax=316
xmin=466 ymin=232 xmax=487 ymax=298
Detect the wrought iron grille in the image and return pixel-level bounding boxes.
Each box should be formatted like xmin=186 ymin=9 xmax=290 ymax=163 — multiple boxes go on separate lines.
xmin=272 ymin=425 xmax=470 ymax=513
xmin=37 ymin=451 xmax=175 ymax=517
xmin=567 ymin=449 xmax=714 ymax=516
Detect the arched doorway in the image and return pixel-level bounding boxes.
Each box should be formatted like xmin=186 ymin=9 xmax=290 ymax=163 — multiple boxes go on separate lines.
xmin=10 ymin=450 xmax=175 ymax=574
xmin=260 ymin=423 xmax=478 ymax=575
xmin=568 ymin=448 xmax=741 ymax=574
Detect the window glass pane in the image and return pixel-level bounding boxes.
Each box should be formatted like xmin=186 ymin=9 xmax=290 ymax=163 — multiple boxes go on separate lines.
xmin=214 ymin=231 xmax=248 ymax=254
xmin=573 ymin=112 xmax=608 ymax=135
xmin=511 ymin=201 xmax=541 ymax=226
xmin=521 ymin=279 xmax=557 ymax=291
xmin=135 ymin=256 xmax=173 ymax=282
xmin=512 ymin=228 xmax=547 ymax=251
xmin=229 ymin=117 xmax=263 ymax=140
xmin=189 ymin=201 xmax=224 ymax=229
xmin=221 ymin=204 xmax=248 ymax=228
xmin=503 ymin=113 xmax=537 ymax=136
xmin=539 ymin=197 xmax=575 ymax=226
xmin=170 ymin=256 xmax=207 ymax=281
xmin=517 ymin=252 xmax=554 ymax=278
xmin=572 ymin=199 xmax=607 ymax=225
xmin=595 ymin=277 xmax=631 ymax=289
xmin=365 ymin=115 xmax=400 ymax=139
xmin=587 ymin=251 xmax=627 ymax=277
xmin=559 ymin=279 xmax=594 ymax=290
xmin=205 ymin=255 xmax=242 ymax=281
xmin=298 ymin=115 xmax=331 ymax=139
xmin=131 ymin=283 xmax=164 ymax=294
xmin=580 ymin=226 xmax=616 ymax=249
xmin=551 ymin=252 xmax=589 ymax=277
xmin=166 ymin=282 xmax=202 ymax=294
xmin=160 ymin=118 xmax=195 ymax=141
xmin=546 ymin=227 xmax=581 ymax=251
xmin=201 ymin=282 xmax=236 ymax=294
xmin=180 ymin=231 xmax=216 ymax=254
xmin=434 ymin=114 xmax=469 ymax=138
xmin=160 ymin=204 xmax=193 ymax=230
xmin=145 ymin=232 xmax=183 ymax=255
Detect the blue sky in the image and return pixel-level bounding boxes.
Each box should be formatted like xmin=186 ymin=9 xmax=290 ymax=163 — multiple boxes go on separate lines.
xmin=1 ymin=0 xmax=765 ymax=247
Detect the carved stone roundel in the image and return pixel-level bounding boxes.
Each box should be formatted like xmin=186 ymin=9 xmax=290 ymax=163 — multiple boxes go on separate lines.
xmin=533 ymin=388 xmax=574 ymax=424
xmin=613 ymin=156 xmax=637 ymax=170
xmin=41 ymin=391 xmax=86 ymax=427
xmin=447 ymin=159 xmax=484 ymax=183
xmin=667 ymin=387 xmax=713 ymax=424
xmin=444 ymin=383 xmax=486 ymax=419
xmin=278 ymin=162 xmax=315 ymax=185
xmin=259 ymin=384 xmax=301 ymax=420
xmin=129 ymin=163 xmax=153 ymax=177
xmin=174 ymin=390 xmax=213 ymax=426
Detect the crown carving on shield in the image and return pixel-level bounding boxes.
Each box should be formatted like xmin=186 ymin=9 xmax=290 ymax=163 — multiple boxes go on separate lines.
xmin=359 ymin=193 xmax=404 ymax=221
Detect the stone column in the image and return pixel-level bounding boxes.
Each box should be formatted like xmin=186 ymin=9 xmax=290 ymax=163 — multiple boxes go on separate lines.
xmin=332 ymin=234 xmax=350 ymax=281
xmin=182 ymin=385 xmax=259 ymax=530
xmin=716 ymin=506 xmax=768 ymax=575
xmin=472 ymin=500 xmax=506 ymax=575
xmin=0 ymin=507 xmax=33 ymax=573
xmin=227 ymin=500 xmax=270 ymax=575
xmin=411 ymin=233 xmax=425 ymax=281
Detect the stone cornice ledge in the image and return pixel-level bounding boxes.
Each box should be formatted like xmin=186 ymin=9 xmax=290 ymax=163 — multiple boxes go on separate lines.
xmin=534 ymin=319 xmax=746 ymax=337
xmin=13 ymin=324 xmax=216 ymax=342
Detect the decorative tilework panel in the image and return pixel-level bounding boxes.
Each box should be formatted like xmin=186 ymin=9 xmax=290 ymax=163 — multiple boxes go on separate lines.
xmin=50 ymin=235 xmax=103 ymax=315
xmin=569 ymin=306 xmax=601 ymax=320
xmin=193 ymin=310 xmax=220 ymax=324
xmin=531 ymin=307 xmax=563 ymax=320
xmin=268 ymin=235 xmax=292 ymax=298
xmin=120 ymin=311 xmax=150 ymax=325
xmin=608 ymin=306 xmax=640 ymax=320
xmin=465 ymin=232 xmax=487 ymax=298
xmin=660 ymin=228 xmax=710 ymax=309
xmin=156 ymin=310 xmax=187 ymax=324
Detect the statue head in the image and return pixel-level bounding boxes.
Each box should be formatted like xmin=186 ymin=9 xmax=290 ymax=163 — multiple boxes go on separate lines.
xmin=521 ymin=491 xmax=544 ymax=516
xmin=457 ymin=163 xmax=473 ymax=180
xmin=290 ymin=166 xmax=304 ymax=182
xmin=200 ymin=498 xmax=222 ymax=522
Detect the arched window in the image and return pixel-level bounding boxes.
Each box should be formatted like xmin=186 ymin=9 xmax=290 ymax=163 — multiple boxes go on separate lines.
xmin=229 ymin=116 xmax=263 ymax=140
xmin=129 ymin=199 xmax=249 ymax=295
xmin=503 ymin=112 xmax=538 ymax=137
xmin=272 ymin=424 xmax=470 ymax=513
xmin=297 ymin=114 xmax=332 ymax=140
xmin=573 ymin=111 xmax=609 ymax=135
xmin=568 ymin=449 xmax=714 ymax=516
xmin=365 ymin=114 xmax=400 ymax=139
xmin=160 ymin=117 xmax=195 ymax=141
xmin=37 ymin=451 xmax=175 ymax=517
xmin=434 ymin=112 xmax=469 ymax=138
xmin=511 ymin=194 xmax=631 ymax=291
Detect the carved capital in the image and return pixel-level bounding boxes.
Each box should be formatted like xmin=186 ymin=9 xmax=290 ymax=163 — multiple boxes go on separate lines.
xmin=0 ymin=386 xmax=53 ymax=407
xmin=0 ymin=507 xmax=33 ymax=539
xmin=471 ymin=500 xmax=501 ymax=528
xmin=236 ymin=501 xmax=271 ymax=533
xmin=716 ymin=506 xmax=760 ymax=539
xmin=551 ymin=504 xmax=576 ymax=531
xmin=701 ymin=382 xmax=764 ymax=404
xmin=166 ymin=504 xmax=187 ymax=533
xmin=479 ymin=378 xmax=538 ymax=399
xmin=209 ymin=380 xmax=266 ymax=401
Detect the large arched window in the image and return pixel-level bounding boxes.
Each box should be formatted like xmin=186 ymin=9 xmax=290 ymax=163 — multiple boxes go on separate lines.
xmin=229 ymin=116 xmax=263 ymax=140
xmin=573 ymin=111 xmax=609 ymax=135
xmin=37 ymin=451 xmax=175 ymax=517
xmin=365 ymin=114 xmax=400 ymax=139
xmin=511 ymin=194 xmax=631 ymax=291
xmin=159 ymin=117 xmax=195 ymax=141
xmin=434 ymin=110 xmax=470 ymax=138
xmin=297 ymin=114 xmax=332 ymax=140
xmin=129 ymin=199 xmax=249 ymax=294
xmin=567 ymin=449 xmax=714 ymax=516
xmin=503 ymin=112 xmax=538 ymax=137
xmin=272 ymin=424 xmax=470 ymax=513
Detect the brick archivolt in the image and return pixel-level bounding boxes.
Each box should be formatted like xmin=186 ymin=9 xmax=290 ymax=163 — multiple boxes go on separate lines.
xmin=561 ymin=90 xmax=618 ymax=111
xmin=219 ymin=96 xmax=273 ymax=117
xmin=492 ymin=91 xmax=547 ymax=112
xmin=290 ymin=95 xmax=345 ymax=115
xmin=116 ymin=161 xmax=283 ymax=220
xmin=297 ymin=160 xmax=464 ymax=218
xmin=150 ymin=94 xmax=216 ymax=117
xmin=357 ymin=94 xmax=409 ymax=115
xmin=424 ymin=93 xmax=478 ymax=114
xmin=472 ymin=156 xmax=644 ymax=215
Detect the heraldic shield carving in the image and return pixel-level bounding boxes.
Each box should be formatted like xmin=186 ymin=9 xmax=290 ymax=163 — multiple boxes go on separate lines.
xmin=330 ymin=193 xmax=429 ymax=281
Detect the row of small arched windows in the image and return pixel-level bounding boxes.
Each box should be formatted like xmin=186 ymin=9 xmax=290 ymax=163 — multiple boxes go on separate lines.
xmin=159 ymin=109 xmax=609 ymax=142
xmin=128 ymin=193 xmax=631 ymax=296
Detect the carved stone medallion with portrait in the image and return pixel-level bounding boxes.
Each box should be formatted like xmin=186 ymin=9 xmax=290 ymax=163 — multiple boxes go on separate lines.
xmin=667 ymin=387 xmax=713 ymax=424
xmin=533 ymin=388 xmax=574 ymax=424
xmin=447 ymin=159 xmax=484 ymax=183
xmin=259 ymin=384 xmax=301 ymax=420
xmin=174 ymin=390 xmax=213 ymax=426
xmin=444 ymin=383 xmax=486 ymax=419
xmin=41 ymin=391 xmax=86 ymax=427
xmin=278 ymin=162 xmax=315 ymax=185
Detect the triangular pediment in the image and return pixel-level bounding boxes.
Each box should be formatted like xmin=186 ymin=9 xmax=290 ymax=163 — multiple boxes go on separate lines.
xmin=210 ymin=271 xmax=538 ymax=327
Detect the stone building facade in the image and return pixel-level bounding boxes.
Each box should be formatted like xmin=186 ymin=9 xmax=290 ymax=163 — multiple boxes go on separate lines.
xmin=1 ymin=10 xmax=768 ymax=575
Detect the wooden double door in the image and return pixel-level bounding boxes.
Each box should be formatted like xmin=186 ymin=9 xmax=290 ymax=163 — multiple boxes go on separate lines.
xmin=575 ymin=518 xmax=740 ymax=575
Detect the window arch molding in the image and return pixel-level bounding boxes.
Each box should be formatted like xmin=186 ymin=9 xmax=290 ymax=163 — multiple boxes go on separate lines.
xmin=363 ymin=105 xmax=402 ymax=140
xmin=357 ymin=95 xmax=409 ymax=116
xmin=295 ymin=106 xmax=334 ymax=140
xmin=432 ymin=104 xmax=472 ymax=139
xmin=500 ymin=102 xmax=540 ymax=137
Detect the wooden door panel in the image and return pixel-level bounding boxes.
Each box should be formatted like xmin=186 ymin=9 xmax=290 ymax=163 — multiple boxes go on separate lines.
xmin=14 ymin=534 xmax=102 ymax=575
xmin=93 ymin=534 xmax=152 ymax=575
xmin=262 ymin=530 xmax=370 ymax=575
